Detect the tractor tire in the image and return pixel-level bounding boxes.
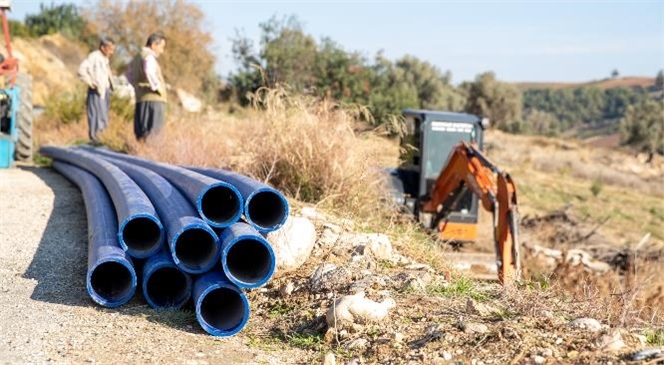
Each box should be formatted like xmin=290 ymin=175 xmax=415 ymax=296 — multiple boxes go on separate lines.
xmin=15 ymin=73 xmax=33 ymax=162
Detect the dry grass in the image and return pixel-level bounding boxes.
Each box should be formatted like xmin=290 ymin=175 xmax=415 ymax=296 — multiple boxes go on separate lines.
xmin=37 ymin=86 xmax=390 ymax=218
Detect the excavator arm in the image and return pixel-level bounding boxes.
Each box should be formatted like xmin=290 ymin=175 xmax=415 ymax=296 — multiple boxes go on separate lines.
xmin=420 ymin=141 xmax=520 ymax=284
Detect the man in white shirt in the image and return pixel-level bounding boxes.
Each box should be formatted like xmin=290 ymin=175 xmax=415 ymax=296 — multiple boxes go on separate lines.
xmin=126 ymin=32 xmax=167 ymax=142
xmin=77 ymin=37 xmax=115 ymax=143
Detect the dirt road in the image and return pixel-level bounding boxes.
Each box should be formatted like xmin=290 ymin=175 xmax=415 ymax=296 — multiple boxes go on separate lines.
xmin=0 ymin=166 xmax=299 ymax=364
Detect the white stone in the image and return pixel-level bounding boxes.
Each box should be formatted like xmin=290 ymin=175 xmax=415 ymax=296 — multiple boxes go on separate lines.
xmin=568 ymin=318 xmax=602 ymax=332
xmin=266 ymin=216 xmax=316 ymax=276
xmin=175 ymin=88 xmax=203 ymax=113
xmin=533 ymin=355 xmax=545 ymax=364
xmin=326 ymin=292 xmax=396 ymax=327
xmin=322 ymin=352 xmax=336 ymax=365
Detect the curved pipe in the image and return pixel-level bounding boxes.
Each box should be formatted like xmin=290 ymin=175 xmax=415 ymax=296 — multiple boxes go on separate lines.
xmin=188 ymin=166 xmax=289 ymax=233
xmin=41 ymin=146 xmax=164 ymax=258
xmin=142 ymin=250 xmax=192 ymax=309
xmin=219 ymin=222 xmax=276 ymax=288
xmin=193 ymin=271 xmax=250 ymax=337
xmin=52 ymin=161 xmax=137 ymax=308
xmin=78 ymin=146 xmax=243 ymax=229
xmin=101 ymin=157 xmax=219 ymax=274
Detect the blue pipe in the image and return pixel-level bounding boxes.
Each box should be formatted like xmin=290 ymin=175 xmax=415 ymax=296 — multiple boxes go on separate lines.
xmin=142 ymin=250 xmax=192 ymax=309
xmin=52 ymin=161 xmax=137 ymax=308
xmin=219 ymin=222 xmax=276 ymax=289
xmin=41 ymin=147 xmax=164 ymax=259
xmin=78 ymin=146 xmax=243 ymax=229
xmin=188 ymin=166 xmax=289 ymax=233
xmin=100 ymin=156 xmax=219 ymax=274
xmin=193 ymin=271 xmax=250 ymax=337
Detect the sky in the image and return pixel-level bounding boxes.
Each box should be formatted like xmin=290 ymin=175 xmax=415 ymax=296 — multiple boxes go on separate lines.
xmin=7 ymin=1 xmax=664 ymax=84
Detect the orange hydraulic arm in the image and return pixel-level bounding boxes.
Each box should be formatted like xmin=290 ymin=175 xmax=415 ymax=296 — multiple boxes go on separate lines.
xmin=420 ymin=141 xmax=520 ymax=284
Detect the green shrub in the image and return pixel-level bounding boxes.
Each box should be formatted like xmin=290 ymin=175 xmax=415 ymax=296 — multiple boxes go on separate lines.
xmin=44 ymin=88 xmax=86 ymax=125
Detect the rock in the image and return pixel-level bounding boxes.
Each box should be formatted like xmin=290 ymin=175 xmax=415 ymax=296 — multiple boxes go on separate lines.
xmin=541 ymin=348 xmax=554 ymax=357
xmin=322 ymin=352 xmax=336 ymax=365
xmin=533 ymin=355 xmax=545 ymax=364
xmin=442 ymin=351 xmax=453 ymax=360
xmin=318 ymin=228 xmax=340 ymax=247
xmin=300 ymin=207 xmax=322 ymax=220
xmin=346 ymin=338 xmax=368 ymax=349
xmin=596 ymin=330 xmax=625 ymax=352
xmin=279 ymin=281 xmax=294 ymax=297
xmin=457 ymin=321 xmax=488 ymax=334
xmin=393 ymin=332 xmax=404 ymax=343
xmin=555 ymin=338 xmax=563 ymax=345
xmin=632 ymin=348 xmax=663 ymax=362
xmin=359 ymin=234 xmax=393 ymax=260
xmin=310 ymin=265 xmax=353 ymax=293
xmin=568 ymin=318 xmax=602 ymax=332
xmin=267 ymin=217 xmax=316 ymax=276
xmin=326 ymin=292 xmax=396 ymax=327
xmin=175 ymin=88 xmax=203 ymax=113
xmin=466 ymin=298 xmax=501 ymax=317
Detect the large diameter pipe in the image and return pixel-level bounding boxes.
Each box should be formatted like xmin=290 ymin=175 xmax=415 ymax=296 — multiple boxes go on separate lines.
xmin=219 ymin=222 xmax=276 ymax=289
xmin=142 ymin=250 xmax=192 ymax=309
xmin=78 ymin=146 xmax=243 ymax=229
xmin=193 ymin=271 xmax=250 ymax=337
xmin=100 ymin=157 xmax=219 ymax=274
xmin=52 ymin=161 xmax=137 ymax=308
xmin=41 ymin=147 xmax=164 ymax=258
xmin=188 ymin=166 xmax=289 ymax=233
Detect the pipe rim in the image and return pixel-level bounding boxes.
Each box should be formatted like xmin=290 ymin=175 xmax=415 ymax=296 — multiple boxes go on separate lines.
xmin=244 ymin=188 xmax=289 ymax=233
xmin=87 ymin=257 xmax=137 ymax=308
xmin=142 ymin=261 xmax=192 ymax=309
xmin=195 ymin=282 xmax=250 ymax=337
xmin=118 ymin=213 xmax=164 ymax=258
xmin=222 ymin=234 xmax=276 ymax=289
xmin=196 ymin=182 xmax=243 ymax=229
xmin=170 ymin=223 xmax=219 ymax=274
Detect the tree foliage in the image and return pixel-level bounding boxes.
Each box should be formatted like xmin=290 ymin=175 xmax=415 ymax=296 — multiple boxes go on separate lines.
xmin=656 ymin=70 xmax=664 ymax=90
xmin=228 ymin=16 xmax=463 ymax=124
xmin=83 ymin=0 xmax=217 ymax=97
xmin=461 ymin=72 xmax=522 ymax=130
xmin=24 ymin=3 xmax=86 ymax=39
xmin=620 ymin=99 xmax=664 ymax=161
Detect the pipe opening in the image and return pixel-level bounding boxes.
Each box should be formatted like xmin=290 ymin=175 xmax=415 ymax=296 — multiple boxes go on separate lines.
xmin=200 ymin=185 xmax=241 ymax=226
xmin=175 ymin=228 xmax=217 ymax=271
xmin=247 ymin=191 xmax=287 ymax=230
xmin=146 ymin=267 xmax=189 ymax=308
xmin=226 ymin=239 xmax=273 ymax=285
xmin=122 ymin=217 xmax=162 ymax=255
xmin=200 ymin=287 xmax=246 ymax=332
xmin=90 ymin=261 xmax=134 ymax=303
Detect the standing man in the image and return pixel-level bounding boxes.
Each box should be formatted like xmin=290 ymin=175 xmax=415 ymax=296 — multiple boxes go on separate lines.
xmin=77 ymin=37 xmax=115 ymax=143
xmin=127 ymin=32 xmax=167 ymax=141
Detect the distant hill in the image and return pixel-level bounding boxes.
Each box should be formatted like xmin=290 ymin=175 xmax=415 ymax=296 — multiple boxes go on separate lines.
xmin=515 ymin=76 xmax=655 ymax=91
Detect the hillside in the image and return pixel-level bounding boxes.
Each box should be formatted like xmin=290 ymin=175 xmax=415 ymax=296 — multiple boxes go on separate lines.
xmin=515 ymin=76 xmax=655 ymax=91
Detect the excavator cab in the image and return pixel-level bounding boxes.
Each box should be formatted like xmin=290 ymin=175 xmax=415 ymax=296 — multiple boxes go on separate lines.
xmin=388 ymin=109 xmax=489 ymax=242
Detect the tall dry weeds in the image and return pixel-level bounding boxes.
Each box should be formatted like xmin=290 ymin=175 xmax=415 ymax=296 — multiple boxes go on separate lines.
xmin=37 ymin=86 xmax=392 ymax=219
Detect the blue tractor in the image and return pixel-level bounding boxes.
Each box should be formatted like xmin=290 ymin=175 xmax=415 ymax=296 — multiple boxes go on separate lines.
xmin=0 ymin=0 xmax=33 ymax=168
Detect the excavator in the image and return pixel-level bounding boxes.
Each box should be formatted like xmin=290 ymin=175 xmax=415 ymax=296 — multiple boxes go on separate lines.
xmin=387 ymin=109 xmax=520 ymax=284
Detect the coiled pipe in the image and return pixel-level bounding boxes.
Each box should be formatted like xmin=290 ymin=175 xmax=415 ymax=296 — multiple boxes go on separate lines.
xmin=52 ymin=161 xmax=137 ymax=308
xmin=219 ymin=222 xmax=275 ymax=289
xmin=41 ymin=146 xmax=164 ymax=258
xmin=188 ymin=166 xmax=289 ymax=233
xmin=193 ymin=271 xmax=250 ymax=337
xmin=100 ymin=156 xmax=219 ymax=274
xmin=78 ymin=146 xmax=242 ymax=229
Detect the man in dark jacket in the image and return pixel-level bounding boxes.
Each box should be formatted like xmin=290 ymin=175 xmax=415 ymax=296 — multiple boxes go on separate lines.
xmin=127 ymin=32 xmax=167 ymax=141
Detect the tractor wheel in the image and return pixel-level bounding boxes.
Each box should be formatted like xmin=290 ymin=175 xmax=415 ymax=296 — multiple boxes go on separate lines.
xmin=15 ymin=73 xmax=33 ymax=162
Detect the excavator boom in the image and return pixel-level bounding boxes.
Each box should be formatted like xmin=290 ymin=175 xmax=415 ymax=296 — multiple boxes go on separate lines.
xmin=420 ymin=141 xmax=520 ymax=284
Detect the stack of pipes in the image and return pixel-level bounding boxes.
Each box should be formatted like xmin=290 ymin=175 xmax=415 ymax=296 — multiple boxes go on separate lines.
xmin=40 ymin=146 xmax=289 ymax=337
